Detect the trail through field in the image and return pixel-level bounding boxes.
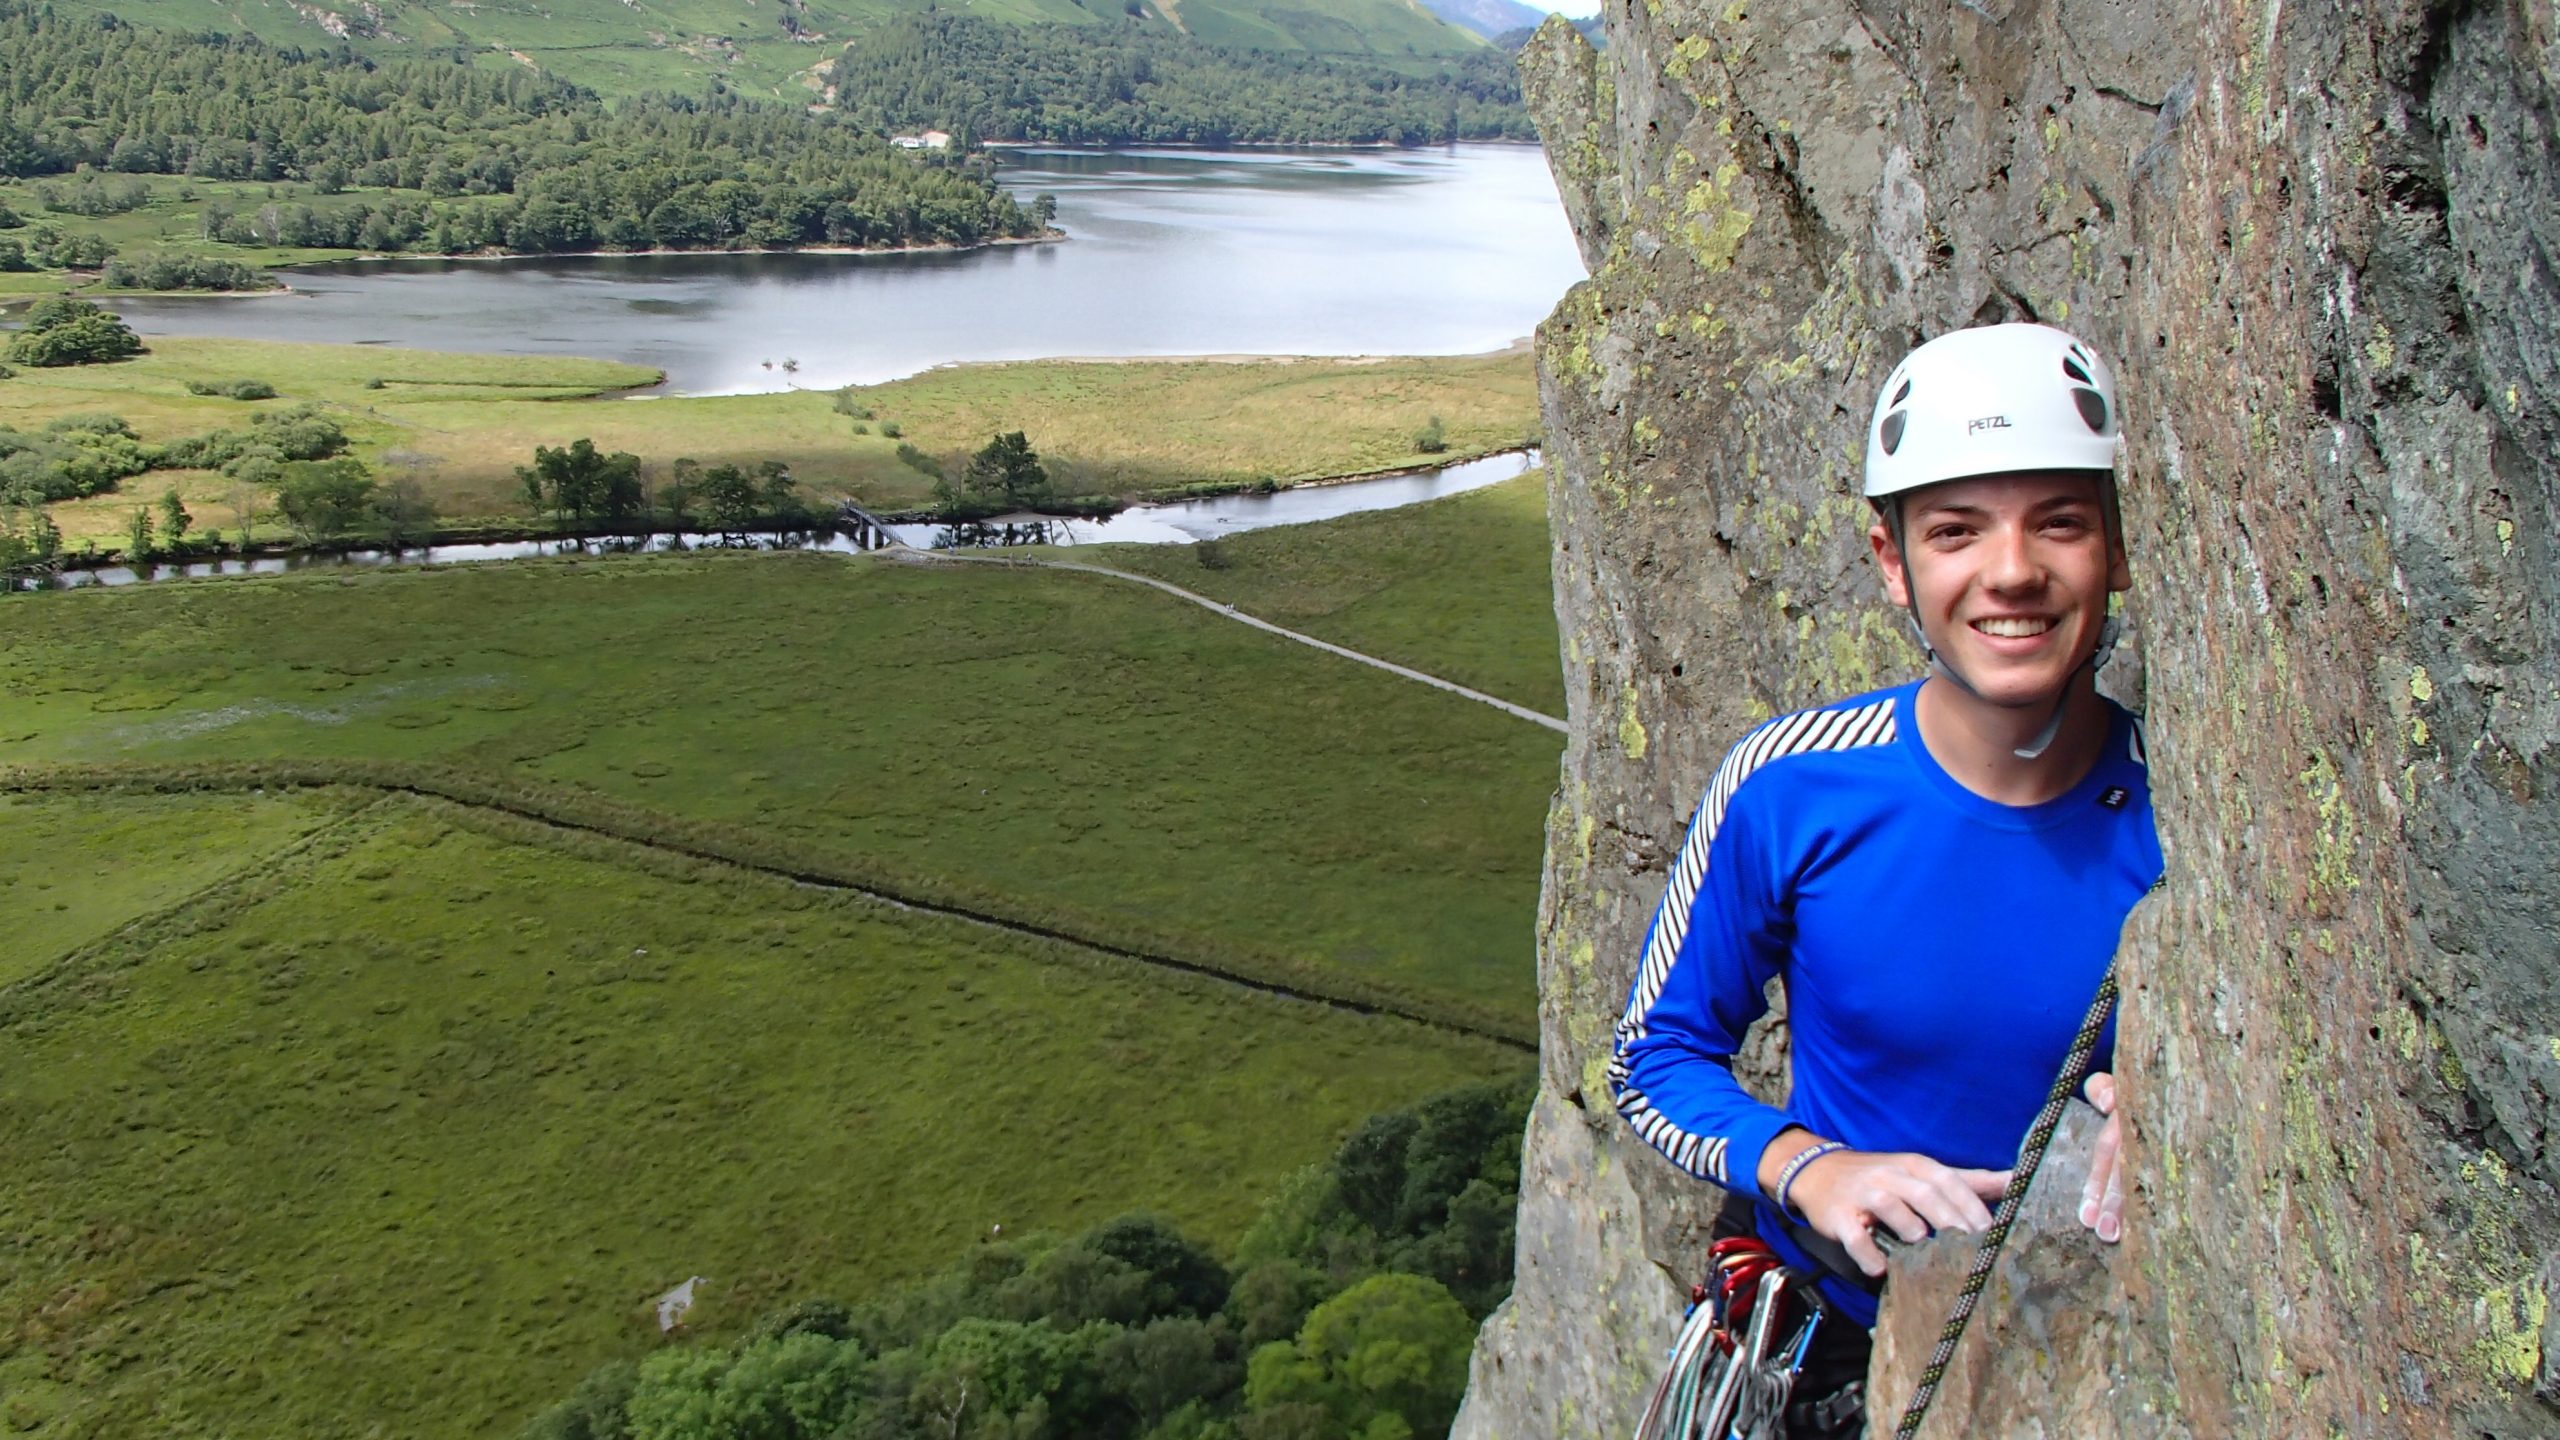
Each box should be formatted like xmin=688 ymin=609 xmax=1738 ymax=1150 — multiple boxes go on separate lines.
xmin=1 ymin=766 xmax=1536 ymax=1051
xmin=903 ymin=551 xmax=1570 ymax=733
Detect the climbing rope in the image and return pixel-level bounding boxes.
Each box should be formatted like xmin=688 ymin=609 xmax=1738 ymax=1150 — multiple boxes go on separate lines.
xmin=1890 ymin=965 xmax=2120 ymax=1440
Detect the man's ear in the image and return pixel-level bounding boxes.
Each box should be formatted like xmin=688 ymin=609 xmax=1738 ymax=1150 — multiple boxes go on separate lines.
xmin=1869 ymin=518 xmax=1913 ymax=607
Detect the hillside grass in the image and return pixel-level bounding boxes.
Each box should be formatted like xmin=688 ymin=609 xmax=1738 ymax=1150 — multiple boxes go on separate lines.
xmin=0 ymin=549 xmax=1557 ymax=1025
xmin=0 ymin=790 xmax=1518 ymax=1439
xmin=1078 ymin=470 xmax=1562 ymax=715
xmin=21 ymin=0 xmax=1480 ymax=102
xmin=5 ymin=340 xmax=1537 ymax=544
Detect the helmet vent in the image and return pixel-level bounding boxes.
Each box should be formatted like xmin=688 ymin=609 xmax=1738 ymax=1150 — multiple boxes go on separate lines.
xmin=2062 ymin=356 xmax=2093 ymax=384
xmin=1880 ymin=410 xmax=1909 ymax=455
xmin=2071 ymin=387 xmax=2110 ymax=434
xmin=1891 ymin=378 xmax=1912 ymax=406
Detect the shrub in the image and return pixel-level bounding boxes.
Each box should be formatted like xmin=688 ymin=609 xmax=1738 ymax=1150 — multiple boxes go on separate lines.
xmin=1412 ymin=415 xmax=1447 ymax=455
xmin=0 ymin=414 xmax=152 ymax=499
xmin=878 ymin=419 xmax=903 ymax=438
xmin=183 ymin=378 xmax=279 ymax=400
xmin=831 ymin=391 xmax=874 ymax=419
xmin=4 ymin=296 xmax=144 ymax=367
xmin=895 ymin=441 xmax=942 ymax=480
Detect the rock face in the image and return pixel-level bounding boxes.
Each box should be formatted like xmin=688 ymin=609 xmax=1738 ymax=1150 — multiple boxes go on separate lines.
xmin=1456 ymin=0 xmax=2558 ymax=1435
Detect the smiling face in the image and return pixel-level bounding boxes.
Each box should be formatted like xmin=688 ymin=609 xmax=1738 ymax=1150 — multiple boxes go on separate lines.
xmin=1869 ymin=470 xmax=2131 ymax=709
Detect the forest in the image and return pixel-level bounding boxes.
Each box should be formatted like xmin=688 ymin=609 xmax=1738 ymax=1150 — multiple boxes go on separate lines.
xmin=520 ymin=1078 xmax=1532 ymax=1440
xmin=0 ymin=6 xmax=1040 ymax=253
xmin=827 ymin=15 xmax=1537 ymax=147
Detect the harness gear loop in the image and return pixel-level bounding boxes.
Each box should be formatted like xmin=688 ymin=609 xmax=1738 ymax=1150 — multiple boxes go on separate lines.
xmin=1631 ymin=1239 xmax=1830 ymax=1440
xmin=1889 ymin=964 xmax=2120 ymax=1439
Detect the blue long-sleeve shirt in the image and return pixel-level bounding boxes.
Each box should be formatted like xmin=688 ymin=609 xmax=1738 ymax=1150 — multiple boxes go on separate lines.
xmin=1610 ymin=680 xmax=2163 ymax=1325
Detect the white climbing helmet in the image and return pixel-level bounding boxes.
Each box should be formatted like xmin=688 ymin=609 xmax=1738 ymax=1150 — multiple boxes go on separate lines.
xmin=1863 ymin=322 xmax=2122 ymax=500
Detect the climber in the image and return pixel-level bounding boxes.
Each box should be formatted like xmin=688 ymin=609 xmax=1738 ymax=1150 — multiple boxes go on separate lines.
xmin=1609 ymin=322 xmax=2165 ymax=1435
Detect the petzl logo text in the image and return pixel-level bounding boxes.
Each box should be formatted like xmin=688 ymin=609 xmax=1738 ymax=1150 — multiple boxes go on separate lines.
xmin=1967 ymin=415 xmax=2013 ymax=435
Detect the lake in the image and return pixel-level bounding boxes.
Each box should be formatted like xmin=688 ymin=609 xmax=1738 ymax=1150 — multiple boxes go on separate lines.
xmin=107 ymin=146 xmax=1585 ymax=396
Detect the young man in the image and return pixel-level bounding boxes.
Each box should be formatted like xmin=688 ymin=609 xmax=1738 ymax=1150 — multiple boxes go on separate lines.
xmin=1610 ymin=323 xmax=2164 ymax=1433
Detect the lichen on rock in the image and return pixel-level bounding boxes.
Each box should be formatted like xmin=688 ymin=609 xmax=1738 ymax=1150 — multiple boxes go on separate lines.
xmin=1463 ymin=0 xmax=2560 ymax=1432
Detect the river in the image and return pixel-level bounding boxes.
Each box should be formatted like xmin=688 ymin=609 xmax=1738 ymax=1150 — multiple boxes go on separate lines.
xmin=45 ymin=449 xmax=1544 ymax=588
xmin=105 ymin=146 xmax=1585 ymax=396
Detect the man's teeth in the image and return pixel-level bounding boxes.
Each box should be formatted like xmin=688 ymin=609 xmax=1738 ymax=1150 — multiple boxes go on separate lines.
xmin=1973 ymin=616 xmax=2053 ymax=638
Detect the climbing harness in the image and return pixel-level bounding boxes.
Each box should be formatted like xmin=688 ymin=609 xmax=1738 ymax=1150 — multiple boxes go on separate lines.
xmin=1889 ymin=964 xmax=2120 ymax=1439
xmin=1631 ymin=1236 xmax=1830 ymax=1440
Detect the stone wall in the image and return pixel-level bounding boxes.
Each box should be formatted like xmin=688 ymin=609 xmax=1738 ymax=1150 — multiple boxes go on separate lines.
xmin=1455 ymin=0 xmax=2557 ymax=1433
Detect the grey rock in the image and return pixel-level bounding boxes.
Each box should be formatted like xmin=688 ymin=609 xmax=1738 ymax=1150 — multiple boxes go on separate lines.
xmin=1469 ymin=0 xmax=2560 ymax=1431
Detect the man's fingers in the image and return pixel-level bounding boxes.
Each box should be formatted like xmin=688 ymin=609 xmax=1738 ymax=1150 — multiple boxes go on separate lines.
xmin=2085 ymin=1071 xmax=2117 ymax=1115
xmin=2082 ymin=1115 xmax=2125 ymax=1238
xmin=1869 ymin=1191 xmax=1933 ymax=1247
xmin=1840 ymin=1224 xmax=1888 ymax=1279
xmin=2096 ymin=1152 xmax=2125 ymax=1244
xmin=1958 ymin=1167 xmax=2012 ymax=1204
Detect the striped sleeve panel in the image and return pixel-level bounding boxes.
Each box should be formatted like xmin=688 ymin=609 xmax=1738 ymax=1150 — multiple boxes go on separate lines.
xmin=1607 ymin=695 xmax=1898 ymax=1185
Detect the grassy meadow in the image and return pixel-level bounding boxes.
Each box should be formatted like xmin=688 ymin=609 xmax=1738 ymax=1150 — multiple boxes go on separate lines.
xmin=0 ymin=549 xmax=1557 ymax=1030
xmin=0 ymin=455 xmax=1564 ymax=1437
xmin=0 ymin=790 xmax=1519 ymax=1438
xmin=1080 ymin=470 xmax=1563 ymax=716
xmin=0 ymin=789 xmax=347 ymax=985
xmin=4 ymin=340 xmax=1537 ymax=545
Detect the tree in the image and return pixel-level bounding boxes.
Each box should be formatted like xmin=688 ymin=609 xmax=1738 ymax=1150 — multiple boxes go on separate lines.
xmin=1098 ymin=1316 xmax=1235 ymax=1433
xmin=375 ymin=476 xmax=437 ymax=548
xmin=939 ymin=430 xmax=1050 ymax=516
xmin=1242 ymin=1274 xmax=1473 ymax=1440
xmin=517 ymin=438 xmax=642 ymax=525
xmin=157 ymin=486 xmax=191 ymax=546
xmin=274 ymin=457 xmax=379 ymax=540
xmin=5 ymin=296 xmax=144 ymax=368
xmin=228 ymin=476 xmax=266 ymax=547
xmin=0 ymin=483 xmax=63 ymax=587
xmin=662 ymin=457 xmax=702 ymax=528
xmin=693 ymin=462 xmax=760 ymax=533
xmin=124 ymin=504 xmax=154 ymax=562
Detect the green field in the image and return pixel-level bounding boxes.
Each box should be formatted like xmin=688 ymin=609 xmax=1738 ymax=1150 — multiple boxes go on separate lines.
xmin=0 ymin=789 xmax=346 ymax=985
xmin=0 ymin=790 xmax=1518 ymax=1438
xmin=0 ymin=549 xmax=1557 ymax=1030
xmin=0 ymin=474 xmax=1562 ymax=1437
xmin=1080 ymin=470 xmax=1563 ymax=716
xmin=4 ymin=341 xmax=1537 ymax=545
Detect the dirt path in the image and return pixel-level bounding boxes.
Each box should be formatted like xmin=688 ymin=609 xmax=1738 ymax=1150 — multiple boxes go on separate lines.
xmin=902 ymin=550 xmax=1569 ymax=734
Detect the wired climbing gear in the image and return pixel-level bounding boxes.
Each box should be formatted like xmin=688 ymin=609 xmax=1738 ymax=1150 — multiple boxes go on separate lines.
xmin=1632 ymin=1236 xmax=1831 ymax=1440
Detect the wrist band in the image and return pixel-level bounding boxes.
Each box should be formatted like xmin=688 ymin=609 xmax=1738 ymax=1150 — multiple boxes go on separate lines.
xmin=1774 ymin=1141 xmax=1847 ymax=1220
